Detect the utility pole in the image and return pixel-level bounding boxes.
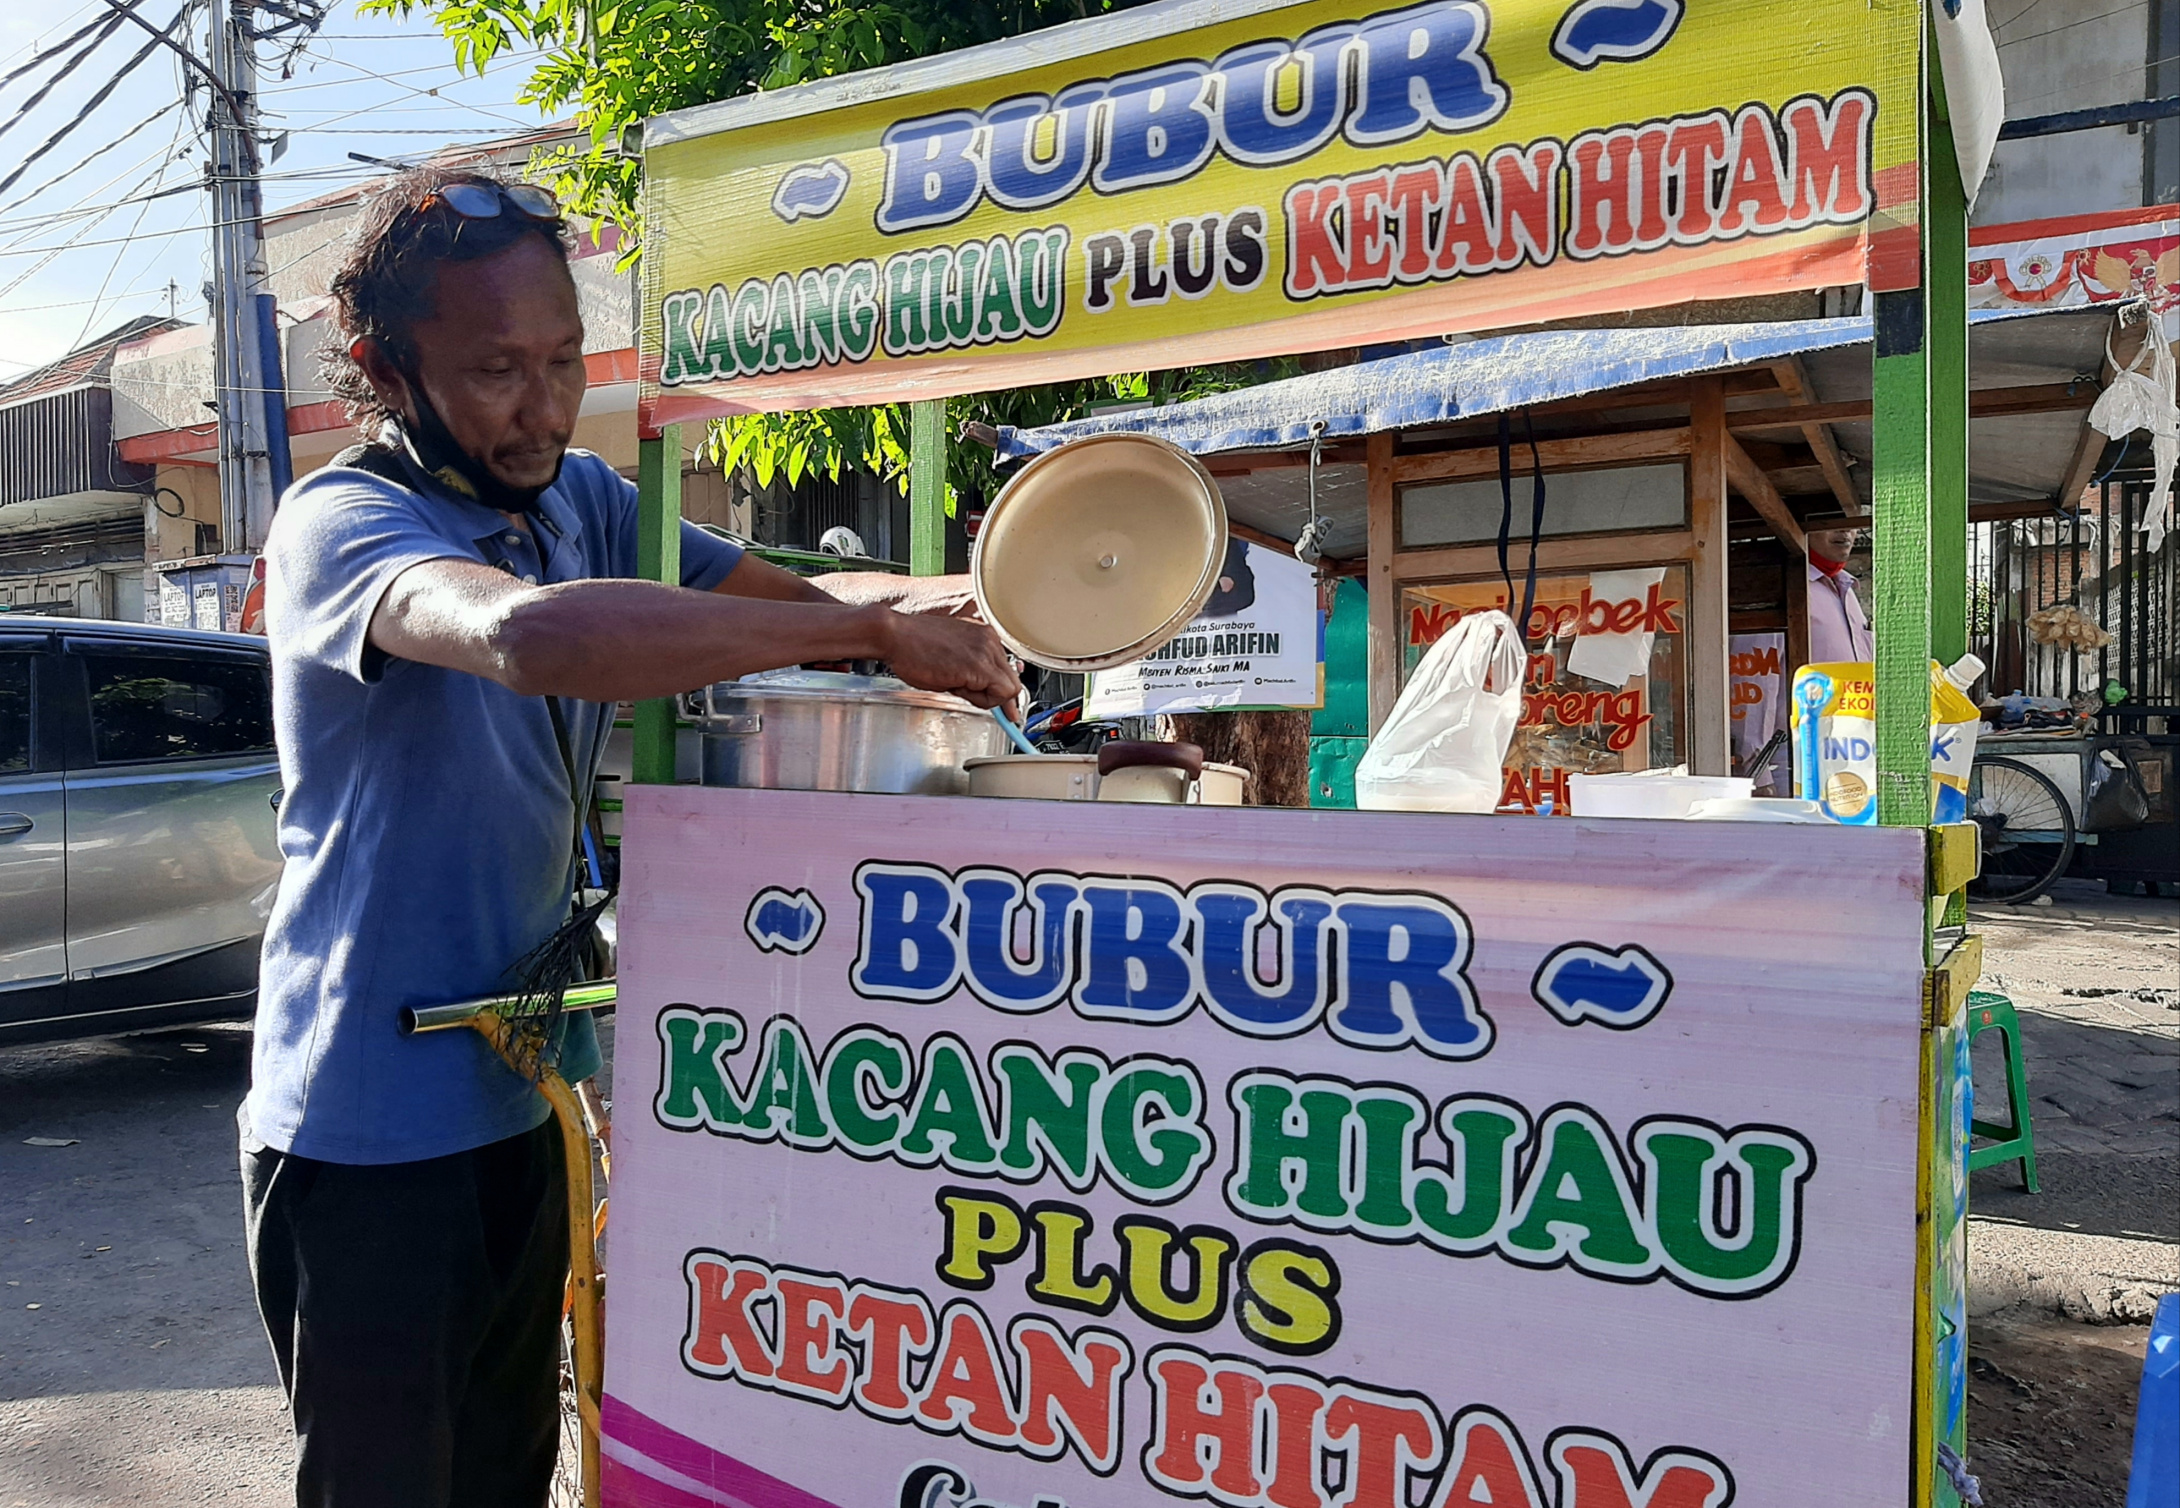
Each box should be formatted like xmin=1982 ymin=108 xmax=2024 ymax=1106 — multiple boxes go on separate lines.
xmin=205 ymin=0 xmax=282 ymax=554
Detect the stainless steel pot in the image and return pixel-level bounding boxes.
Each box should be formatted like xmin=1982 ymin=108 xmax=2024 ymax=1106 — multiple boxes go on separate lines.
xmin=696 ymin=671 xmax=1007 ymax=795
xmin=963 ymin=741 xmax=1252 ymax=804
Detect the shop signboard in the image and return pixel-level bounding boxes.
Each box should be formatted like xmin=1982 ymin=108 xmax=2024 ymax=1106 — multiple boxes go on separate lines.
xmin=1729 ymin=632 xmax=1788 ymax=795
xmin=1085 ymin=539 xmax=1324 ymax=717
xmin=1402 ymin=569 xmax=1688 ymax=813
xmin=638 ymin=0 xmax=1921 ymax=420
xmin=603 ymin=786 xmax=1927 ymax=1508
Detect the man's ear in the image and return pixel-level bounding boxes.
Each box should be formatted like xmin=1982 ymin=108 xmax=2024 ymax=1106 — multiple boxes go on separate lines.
xmin=352 ymin=336 xmax=412 ymax=422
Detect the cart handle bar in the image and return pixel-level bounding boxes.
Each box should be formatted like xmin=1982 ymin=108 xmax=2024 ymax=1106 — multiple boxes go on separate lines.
xmin=400 ymin=980 xmax=619 ymax=1035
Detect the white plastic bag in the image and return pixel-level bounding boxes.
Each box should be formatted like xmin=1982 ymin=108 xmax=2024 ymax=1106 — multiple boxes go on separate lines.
xmin=1355 ymin=609 xmax=1529 ymax=812
xmin=2087 ymin=308 xmax=2177 ymax=553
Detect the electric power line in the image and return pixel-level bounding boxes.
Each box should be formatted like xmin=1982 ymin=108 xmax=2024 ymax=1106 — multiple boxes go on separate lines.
xmin=260 ymin=52 xmax=530 ymax=96
xmin=0 ymin=97 xmax=181 ymax=224
xmin=0 ymin=155 xmax=415 ymax=247
xmin=69 ymin=106 xmax=190 ymax=345
xmin=1 ymin=4 xmax=110 ymax=71
xmin=0 ymin=101 xmax=202 ymax=255
xmin=0 ymin=0 xmax=134 ymax=92
xmin=285 ymin=125 xmax=529 ymax=134
xmin=0 ymin=279 xmax=183 ymax=314
xmin=0 ymin=128 xmax=196 ymax=304
xmin=287 ymin=48 xmax=539 ymax=130
xmin=0 ymin=4 xmax=195 ymax=202
xmin=0 ymin=2 xmax=142 ymax=147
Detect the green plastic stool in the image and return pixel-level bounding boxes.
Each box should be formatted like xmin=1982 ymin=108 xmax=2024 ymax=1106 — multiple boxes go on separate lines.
xmin=1966 ymin=990 xmax=2039 ymax=1193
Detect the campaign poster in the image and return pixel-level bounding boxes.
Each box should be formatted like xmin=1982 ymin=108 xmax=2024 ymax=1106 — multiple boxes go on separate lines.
xmin=1085 ymin=539 xmax=1323 ymax=717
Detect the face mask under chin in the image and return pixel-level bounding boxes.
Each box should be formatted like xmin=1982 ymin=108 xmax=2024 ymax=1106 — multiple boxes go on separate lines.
xmin=389 ymin=375 xmax=563 ymax=515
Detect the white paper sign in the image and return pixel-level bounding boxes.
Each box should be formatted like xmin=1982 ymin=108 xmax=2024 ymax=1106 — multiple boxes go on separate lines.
xmin=1565 ymin=566 xmax=1669 ymax=689
xmin=1084 ymin=539 xmax=1321 ymax=716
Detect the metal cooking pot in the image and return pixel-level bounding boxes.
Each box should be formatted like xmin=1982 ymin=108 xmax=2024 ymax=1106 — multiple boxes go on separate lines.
xmin=696 ymin=670 xmax=1007 ymax=795
xmin=963 ymin=741 xmax=1252 ymax=805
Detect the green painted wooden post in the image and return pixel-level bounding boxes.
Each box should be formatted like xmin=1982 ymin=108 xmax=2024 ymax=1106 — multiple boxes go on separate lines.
xmin=1927 ymin=81 xmax=1970 ymax=669
xmin=1872 ymin=287 xmax=1933 ymax=832
xmin=1921 ymin=46 xmax=1977 ymax=1508
xmin=1928 ymin=61 xmax=1972 ymax=936
xmin=633 ymin=425 xmax=683 ymax=785
xmin=909 ymin=399 xmax=947 ymax=577
xmin=1872 ymin=36 xmax=1937 ymax=834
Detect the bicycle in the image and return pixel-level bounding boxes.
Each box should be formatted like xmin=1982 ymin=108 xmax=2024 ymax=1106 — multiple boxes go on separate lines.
xmin=1966 ymin=754 xmax=2077 ymax=904
xmin=403 ymin=983 xmax=615 ymax=1508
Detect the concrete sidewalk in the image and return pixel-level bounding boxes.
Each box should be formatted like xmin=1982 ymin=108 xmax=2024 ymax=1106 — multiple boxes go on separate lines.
xmin=1968 ymin=880 xmax=2179 ymax=1323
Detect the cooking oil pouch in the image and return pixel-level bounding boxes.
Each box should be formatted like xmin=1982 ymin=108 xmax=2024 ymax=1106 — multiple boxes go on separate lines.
xmin=1791 ymin=662 xmax=1981 ymax=824
xmin=1928 ymin=667 xmax=1981 ymax=824
xmin=1793 ymin=663 xmax=1878 ymax=822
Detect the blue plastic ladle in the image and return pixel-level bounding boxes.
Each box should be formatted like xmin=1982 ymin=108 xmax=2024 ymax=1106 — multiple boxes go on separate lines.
xmin=991 ymin=706 xmax=1041 ymax=756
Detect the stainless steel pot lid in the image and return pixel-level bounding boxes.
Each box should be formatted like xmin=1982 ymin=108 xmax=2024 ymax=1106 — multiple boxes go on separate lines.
xmin=702 ymin=669 xmax=986 ymax=715
xmin=972 ymin=433 xmax=1228 ymax=672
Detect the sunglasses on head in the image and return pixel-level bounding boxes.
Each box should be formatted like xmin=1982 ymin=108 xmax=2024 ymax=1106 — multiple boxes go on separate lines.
xmin=418 ymin=181 xmax=560 ymax=223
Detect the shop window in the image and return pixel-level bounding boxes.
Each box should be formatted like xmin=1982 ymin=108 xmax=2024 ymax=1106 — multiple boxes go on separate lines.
xmin=1401 ymin=565 xmax=1689 ymax=812
xmin=0 ymin=656 xmax=29 ymax=775
xmin=1398 ymin=463 xmax=1686 ymax=549
xmin=83 ymin=653 xmax=273 ymax=765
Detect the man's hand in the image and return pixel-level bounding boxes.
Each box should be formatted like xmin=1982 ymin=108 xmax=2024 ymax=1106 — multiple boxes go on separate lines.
xmin=878 ymin=612 xmax=1022 ymax=709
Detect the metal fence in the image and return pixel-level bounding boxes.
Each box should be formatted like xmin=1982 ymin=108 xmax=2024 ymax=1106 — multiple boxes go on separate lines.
xmin=1971 ymin=473 xmax=2176 ymax=723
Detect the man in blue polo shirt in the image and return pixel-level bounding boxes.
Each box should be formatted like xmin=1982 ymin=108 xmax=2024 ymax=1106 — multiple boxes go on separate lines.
xmin=241 ymin=167 xmax=1018 ymax=1508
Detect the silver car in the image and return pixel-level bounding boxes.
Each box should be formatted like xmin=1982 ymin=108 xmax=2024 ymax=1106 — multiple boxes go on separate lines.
xmin=0 ymin=618 xmax=281 ymax=1045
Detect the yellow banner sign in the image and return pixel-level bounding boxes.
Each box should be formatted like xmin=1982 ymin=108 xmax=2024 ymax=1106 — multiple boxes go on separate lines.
xmin=640 ymin=0 xmax=1919 ymax=421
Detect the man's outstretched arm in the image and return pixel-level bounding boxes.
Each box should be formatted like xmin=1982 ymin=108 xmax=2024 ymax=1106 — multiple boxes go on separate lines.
xmin=366 ymin=558 xmax=1019 ymax=707
xmin=702 ymin=551 xmax=980 ymax=618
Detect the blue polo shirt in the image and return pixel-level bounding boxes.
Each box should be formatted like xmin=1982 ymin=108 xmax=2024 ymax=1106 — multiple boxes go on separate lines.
xmin=246 ymin=448 xmax=743 ymax=1165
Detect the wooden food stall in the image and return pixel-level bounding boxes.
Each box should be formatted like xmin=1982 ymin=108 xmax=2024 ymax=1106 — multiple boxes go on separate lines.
xmin=590 ymin=3 xmax=2005 ymax=1507
xmin=990 ymin=305 xmax=2121 ymax=810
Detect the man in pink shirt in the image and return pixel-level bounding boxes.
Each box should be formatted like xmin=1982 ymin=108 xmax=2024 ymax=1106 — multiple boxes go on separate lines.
xmin=1805 ymin=525 xmax=1874 ymax=662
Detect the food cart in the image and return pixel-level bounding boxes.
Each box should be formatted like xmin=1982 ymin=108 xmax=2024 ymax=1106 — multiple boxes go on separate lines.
xmin=588 ymin=3 xmax=2004 ymax=1506
xmin=991 ymin=305 xmax=2121 ymax=811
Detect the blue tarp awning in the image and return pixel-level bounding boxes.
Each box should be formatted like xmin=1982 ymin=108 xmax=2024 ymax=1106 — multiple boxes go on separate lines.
xmin=995 ymin=306 xmax=2084 ymax=460
xmin=994 ymin=304 xmax=2114 ymax=556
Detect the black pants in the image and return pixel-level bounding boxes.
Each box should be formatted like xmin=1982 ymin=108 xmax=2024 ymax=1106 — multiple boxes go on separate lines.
xmin=242 ymin=1118 xmax=569 ymax=1508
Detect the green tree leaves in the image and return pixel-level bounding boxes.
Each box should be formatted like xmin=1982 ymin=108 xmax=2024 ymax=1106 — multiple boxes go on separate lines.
xmin=365 ymin=0 xmax=1293 ymax=519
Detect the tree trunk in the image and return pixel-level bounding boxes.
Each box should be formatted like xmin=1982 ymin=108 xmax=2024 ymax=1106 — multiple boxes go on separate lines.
xmin=1156 ymin=710 xmax=1313 ymax=807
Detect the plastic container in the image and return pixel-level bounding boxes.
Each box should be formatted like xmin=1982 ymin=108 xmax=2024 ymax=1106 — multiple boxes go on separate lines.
xmin=1567 ymin=773 xmax=1753 ymax=819
xmin=1684 ymin=796 xmax=1829 ymax=823
xmin=964 ymin=754 xmax=1100 ymax=800
xmin=1193 ymin=763 xmax=1248 ymax=806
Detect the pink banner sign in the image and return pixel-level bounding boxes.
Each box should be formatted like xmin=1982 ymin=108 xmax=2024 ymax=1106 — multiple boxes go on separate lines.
xmin=1968 ymin=205 xmax=2180 ymax=317
xmin=606 ymin=787 xmax=1927 ymax=1508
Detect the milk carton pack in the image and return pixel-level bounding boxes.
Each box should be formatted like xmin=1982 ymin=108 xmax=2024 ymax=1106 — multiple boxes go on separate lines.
xmin=1791 ymin=657 xmax=1983 ymax=824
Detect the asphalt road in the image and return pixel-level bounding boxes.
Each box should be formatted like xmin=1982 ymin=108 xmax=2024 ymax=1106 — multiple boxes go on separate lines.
xmin=0 ymin=1017 xmax=620 ymax=1506
xmin=0 ymin=1022 xmax=291 ymax=1506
